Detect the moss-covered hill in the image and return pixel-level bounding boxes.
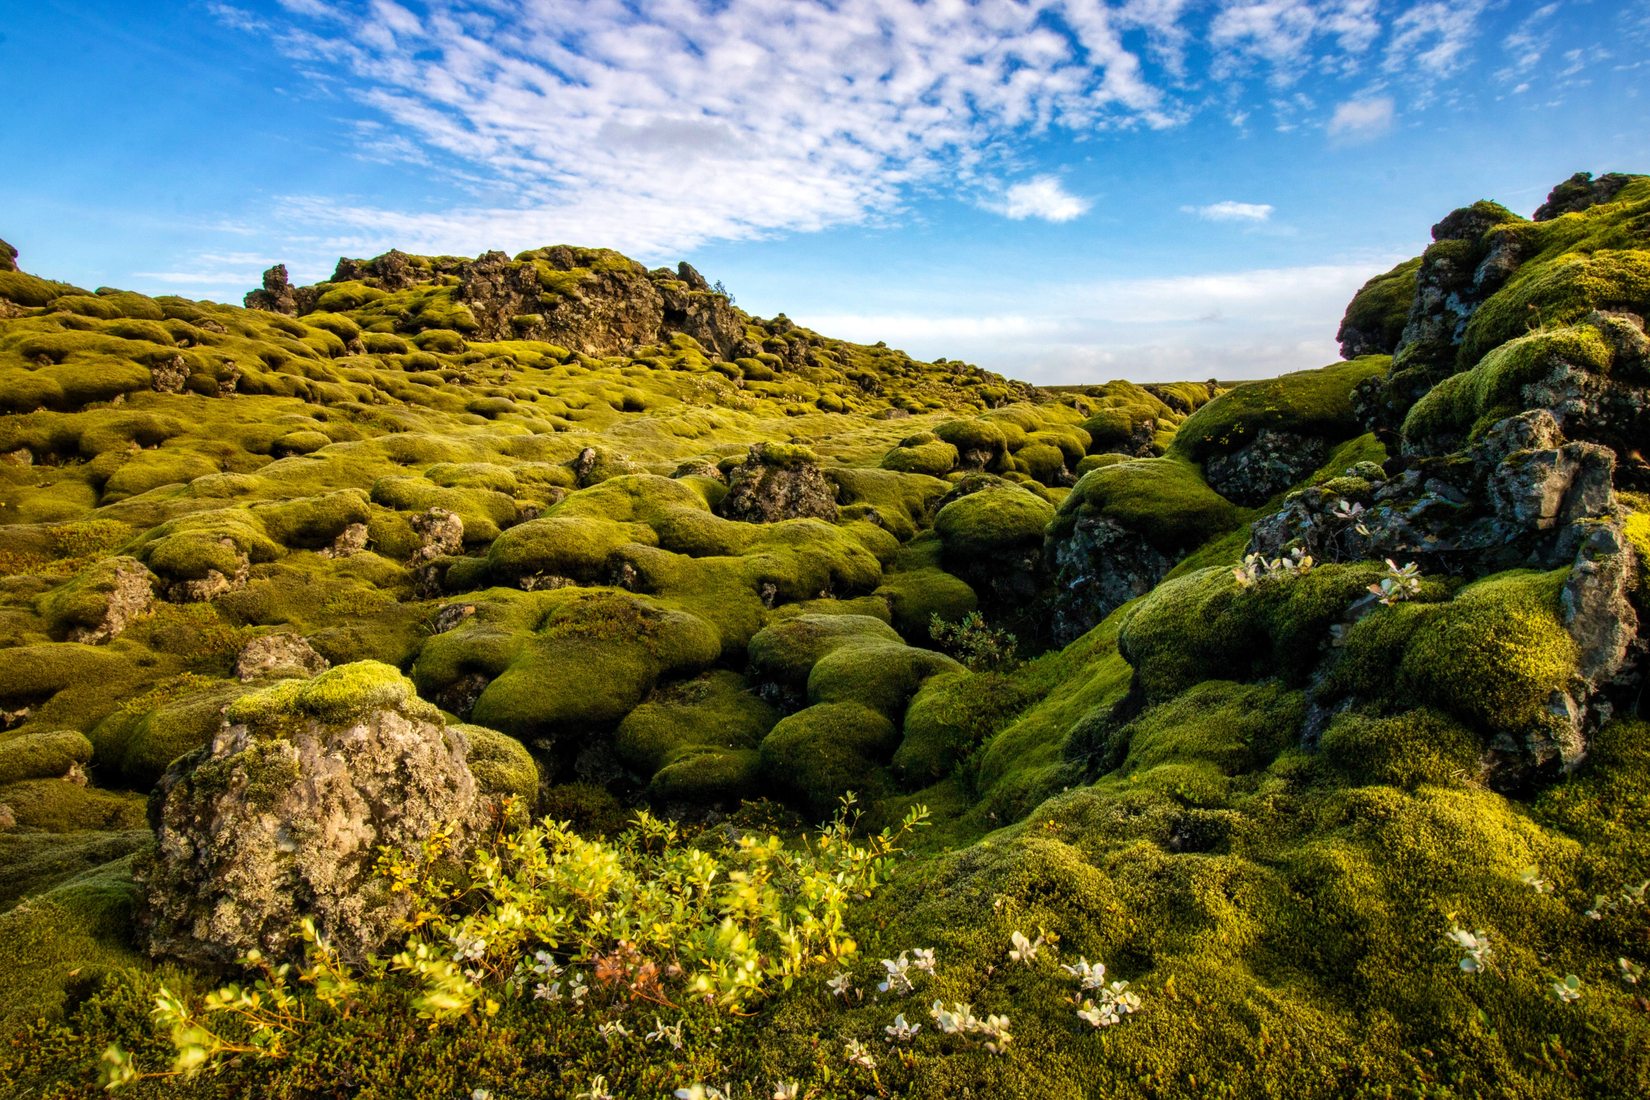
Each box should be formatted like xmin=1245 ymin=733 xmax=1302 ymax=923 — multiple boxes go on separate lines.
xmin=1 ymin=170 xmax=1648 ymax=1099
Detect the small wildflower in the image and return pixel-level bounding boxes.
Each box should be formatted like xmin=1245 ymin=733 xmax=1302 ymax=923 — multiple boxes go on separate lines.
xmin=1620 ymin=958 xmax=1644 ymax=986
xmin=646 ymin=1015 xmax=685 ymax=1049
xmin=1077 ymin=999 xmax=1117 ymax=1028
xmin=772 ymin=1083 xmax=800 ymax=1100
xmin=826 ymin=971 xmax=853 ymax=998
xmin=1059 ymin=956 xmax=1107 ymax=991
xmin=1008 ymin=929 xmax=1043 ymax=965
xmin=977 ymin=1013 xmax=1012 ymax=1054
xmin=1445 ymin=925 xmax=1492 ymax=973
xmin=845 ymin=1038 xmax=877 ymax=1071
xmin=878 ymin=952 xmax=916 ymax=994
xmin=885 ymin=1012 xmax=921 ymax=1042
xmin=472 ymin=1090 xmax=493 ymax=1100
xmin=577 ymin=1080 xmax=614 ymax=1100
xmin=597 ymin=1020 xmax=630 ymax=1043
xmin=1552 ymin=974 xmax=1583 ymax=1004
xmin=674 ymin=1087 xmax=728 ymax=1100
xmin=1586 ymin=896 xmax=1609 ymax=920
xmin=1370 ymin=559 xmax=1422 ymax=605
xmin=1518 ymin=865 xmax=1551 ymax=894
xmin=910 ymin=947 xmax=937 ymax=974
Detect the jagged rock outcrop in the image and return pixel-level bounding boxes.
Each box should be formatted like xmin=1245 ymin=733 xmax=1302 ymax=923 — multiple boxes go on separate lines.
xmin=716 ymin=444 xmax=838 ymax=524
xmin=244 ymin=264 xmax=308 ymax=315
xmin=41 ymin=556 xmax=156 ymax=644
xmin=1535 ymin=171 xmax=1638 ymax=221
xmin=1203 ymin=429 xmax=1327 ymax=506
xmin=137 ymin=662 xmax=487 ymax=968
xmin=235 ymin=632 xmax=330 ymax=681
xmin=410 ymin=507 xmax=464 ymax=563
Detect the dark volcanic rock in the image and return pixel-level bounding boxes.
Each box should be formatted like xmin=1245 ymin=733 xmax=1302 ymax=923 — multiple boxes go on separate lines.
xmin=716 ymin=444 xmax=838 ymax=524
xmin=1534 ymin=171 xmax=1641 ymax=221
xmin=1204 ymin=429 xmax=1328 ymax=506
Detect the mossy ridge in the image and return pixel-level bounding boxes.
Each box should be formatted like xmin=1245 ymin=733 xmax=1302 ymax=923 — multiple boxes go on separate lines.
xmin=1051 ymin=454 xmax=1243 ymax=556
xmin=1169 ymin=356 xmax=1391 ymax=464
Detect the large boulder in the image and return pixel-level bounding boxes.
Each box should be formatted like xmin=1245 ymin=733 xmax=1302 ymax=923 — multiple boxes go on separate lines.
xmin=716 ymin=443 xmax=838 ymax=524
xmin=137 ymin=661 xmax=488 ymax=968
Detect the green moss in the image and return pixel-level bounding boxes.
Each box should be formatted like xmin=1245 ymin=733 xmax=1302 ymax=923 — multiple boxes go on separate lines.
xmin=805 ymin=637 xmax=962 ymax=721
xmin=227 ymin=659 xmax=435 ymax=727
xmin=253 ymin=490 xmax=371 ymax=549
xmin=1117 ymin=679 xmax=1303 ymax=778
xmin=1171 ymin=357 xmax=1390 ymax=462
xmin=758 ymin=701 xmax=898 ymax=819
xmin=1329 ymin=568 xmax=1579 ymax=737
xmin=1402 ymin=319 xmax=1616 ymax=446
xmin=893 ymin=670 xmax=1036 ymax=787
xmin=1461 ymin=248 xmax=1650 ymax=368
xmin=932 ymin=485 xmax=1054 ymax=562
xmin=614 ymin=670 xmax=776 ymax=776
xmin=746 ymin=613 xmax=902 ymax=688
xmin=0 ymin=862 xmax=142 ymax=1032
xmin=1338 ymin=256 xmax=1421 ymax=355
xmin=880 ymin=435 xmax=959 ymax=476
xmin=874 ymin=564 xmax=978 ymax=640
xmin=1051 ymin=456 xmax=1242 ymax=557
xmin=1119 ymin=563 xmax=1385 ymax=703
xmin=484 ymin=515 xmax=656 ymax=585
xmin=0 ymin=729 xmax=93 ymax=785
xmin=454 ymin=723 xmax=540 ymax=808
xmin=1319 ymin=706 xmax=1484 ymax=789
xmin=0 ymin=779 xmax=146 ymax=831
xmin=36 ymin=556 xmax=149 ymax=639
xmin=87 ymin=676 xmax=240 ymax=785
xmin=0 ymin=829 xmax=147 ymax=910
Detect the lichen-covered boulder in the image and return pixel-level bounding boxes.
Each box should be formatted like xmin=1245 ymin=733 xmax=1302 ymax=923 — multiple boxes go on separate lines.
xmin=235 ymin=632 xmax=330 ymax=681
xmin=1202 ymin=428 xmax=1327 ymax=506
xmin=716 ymin=443 xmax=838 ymax=524
xmin=137 ymin=661 xmax=487 ymax=968
xmin=38 ymin=556 xmax=155 ymax=644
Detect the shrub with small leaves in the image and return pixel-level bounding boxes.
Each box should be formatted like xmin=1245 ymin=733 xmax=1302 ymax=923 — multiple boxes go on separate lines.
xmin=929 ymin=611 xmax=1019 ymax=672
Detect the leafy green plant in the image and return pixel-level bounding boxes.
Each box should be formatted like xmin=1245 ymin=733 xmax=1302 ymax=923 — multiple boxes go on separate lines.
xmin=102 ymin=799 xmax=928 ymax=1090
xmin=929 ymin=611 xmax=1019 ymax=672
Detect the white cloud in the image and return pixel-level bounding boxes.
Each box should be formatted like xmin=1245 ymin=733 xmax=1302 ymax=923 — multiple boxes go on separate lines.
xmin=1327 ymin=95 xmax=1395 ymax=140
xmin=1183 ymin=200 xmax=1275 ymax=222
xmin=184 ymin=1 xmax=1510 ymax=266
xmin=220 ymin=0 xmax=1181 ymax=259
xmin=993 ymin=176 xmax=1092 ymax=222
xmin=799 ymin=258 xmax=1406 ymax=383
xmin=1384 ymin=1 xmax=1488 ymax=76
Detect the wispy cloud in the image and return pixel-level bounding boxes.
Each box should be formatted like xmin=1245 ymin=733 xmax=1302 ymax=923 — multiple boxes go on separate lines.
xmin=993 ymin=177 xmax=1092 ymax=222
xmin=1183 ymin=200 xmax=1275 ymax=222
xmin=200 ymin=0 xmax=1494 ymax=261
xmin=1327 ymin=95 xmax=1396 ymax=140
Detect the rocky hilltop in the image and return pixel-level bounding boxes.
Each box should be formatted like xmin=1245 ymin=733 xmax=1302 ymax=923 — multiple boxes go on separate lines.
xmin=0 ymin=171 xmax=1647 ymax=1098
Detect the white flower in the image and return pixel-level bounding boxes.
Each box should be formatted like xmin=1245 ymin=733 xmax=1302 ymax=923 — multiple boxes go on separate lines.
xmin=1620 ymin=957 xmax=1644 ymax=986
xmin=472 ymin=1090 xmax=493 ymax=1100
xmin=1059 ymin=956 xmax=1106 ymax=991
xmin=532 ymin=982 xmax=559 ymax=1002
xmin=771 ymin=1083 xmax=800 ymax=1100
xmin=1552 ymin=974 xmax=1582 ymax=1004
xmin=646 ymin=1016 xmax=685 ymax=1049
xmin=910 ymin=947 xmax=936 ymax=974
xmin=531 ymin=950 xmax=562 ymax=978
xmin=597 ymin=1020 xmax=630 ymax=1043
xmin=577 ymin=1079 xmax=614 ymax=1100
xmin=826 ymin=971 xmax=853 ymax=998
xmin=977 ymin=1013 xmax=1012 ymax=1054
xmin=1077 ymin=999 xmax=1117 ymax=1028
xmin=1445 ymin=925 xmax=1492 ymax=973
xmin=845 ymin=1038 xmax=877 ymax=1071
xmin=878 ymin=953 xmax=915 ymax=995
xmin=450 ymin=930 xmax=487 ymax=963
xmin=1008 ymin=930 xmax=1043 ymax=965
xmin=675 ymin=1087 xmax=728 ymax=1100
xmin=884 ymin=1013 xmax=921 ymax=1043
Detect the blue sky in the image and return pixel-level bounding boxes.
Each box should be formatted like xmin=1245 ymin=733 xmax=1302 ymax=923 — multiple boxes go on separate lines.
xmin=2 ymin=0 xmax=1646 ymax=382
